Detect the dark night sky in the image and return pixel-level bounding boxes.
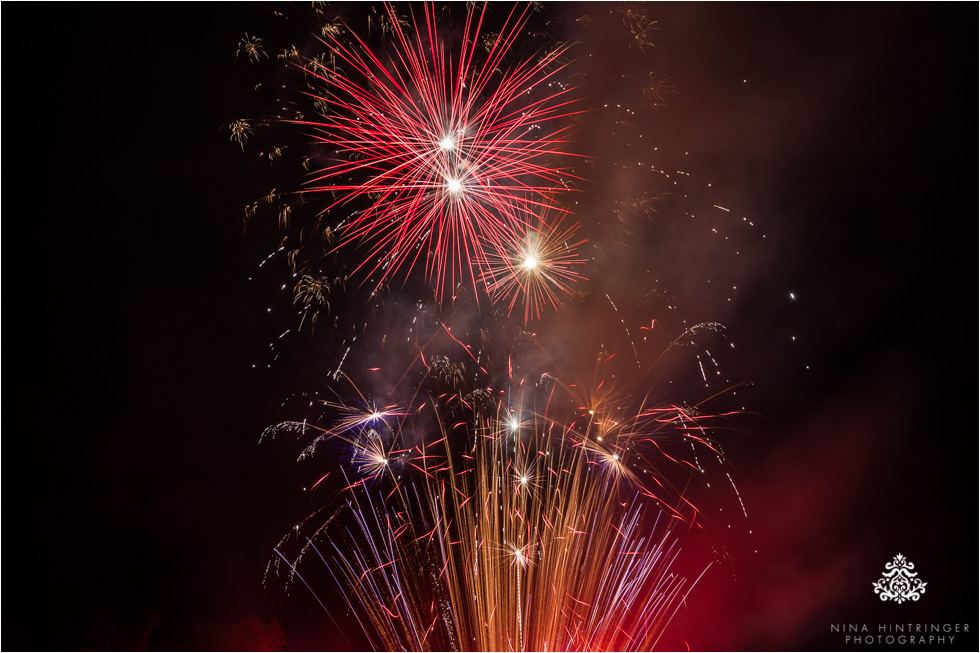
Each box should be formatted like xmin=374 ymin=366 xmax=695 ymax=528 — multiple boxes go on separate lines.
xmin=6 ymin=2 xmax=977 ymax=651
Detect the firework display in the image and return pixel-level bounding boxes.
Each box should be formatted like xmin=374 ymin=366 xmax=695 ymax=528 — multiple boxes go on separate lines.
xmin=7 ymin=1 xmax=974 ymax=650
xmin=239 ymin=3 xmax=748 ymax=650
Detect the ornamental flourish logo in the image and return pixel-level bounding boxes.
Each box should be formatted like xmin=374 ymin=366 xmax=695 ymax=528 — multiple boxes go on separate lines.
xmin=873 ymin=553 xmax=927 ymax=603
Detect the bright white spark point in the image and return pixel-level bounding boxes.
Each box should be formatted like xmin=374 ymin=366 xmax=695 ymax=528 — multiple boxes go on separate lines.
xmin=446 ymin=177 xmax=463 ymax=193
xmin=509 ymin=419 xmax=519 ymax=430
xmin=520 ymin=476 xmax=528 ymax=485
xmin=369 ymin=412 xmax=382 ymax=420
xmin=438 ymin=135 xmax=454 ymax=150
xmin=522 ymin=256 xmax=538 ymax=269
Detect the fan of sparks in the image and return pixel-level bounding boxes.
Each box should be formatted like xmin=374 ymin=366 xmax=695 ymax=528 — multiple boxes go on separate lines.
xmin=291 ymin=2 xmax=585 ymax=308
xmin=264 ymin=367 xmax=729 ymax=651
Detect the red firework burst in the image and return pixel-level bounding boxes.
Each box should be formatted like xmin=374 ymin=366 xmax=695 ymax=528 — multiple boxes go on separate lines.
xmin=293 ymin=2 xmax=583 ymax=299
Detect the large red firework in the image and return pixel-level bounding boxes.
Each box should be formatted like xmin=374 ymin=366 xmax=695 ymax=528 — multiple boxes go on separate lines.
xmin=294 ymin=3 xmax=582 ymax=299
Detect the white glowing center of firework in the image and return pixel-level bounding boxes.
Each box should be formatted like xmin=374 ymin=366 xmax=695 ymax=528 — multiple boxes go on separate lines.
xmin=522 ymin=256 xmax=538 ymax=270
xmin=509 ymin=419 xmax=519 ymax=430
xmin=446 ymin=177 xmax=463 ymax=193
xmin=369 ymin=412 xmax=381 ymax=420
xmin=438 ymin=135 xmax=455 ymax=151
xmin=612 ymin=454 xmax=620 ymax=461
xmin=520 ymin=476 xmax=528 ymax=485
